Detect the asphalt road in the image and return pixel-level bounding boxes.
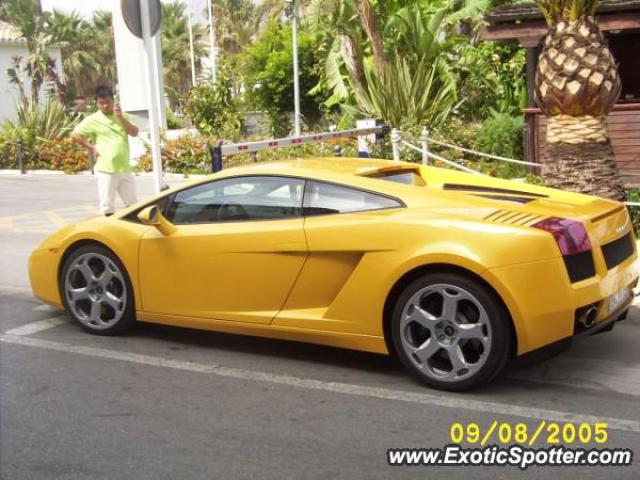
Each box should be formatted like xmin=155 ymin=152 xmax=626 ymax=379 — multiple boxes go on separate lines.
xmin=1 ymin=174 xmax=639 ymax=479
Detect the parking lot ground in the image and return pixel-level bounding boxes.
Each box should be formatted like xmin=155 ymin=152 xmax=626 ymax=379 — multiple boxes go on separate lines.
xmin=1 ymin=175 xmax=639 ymax=479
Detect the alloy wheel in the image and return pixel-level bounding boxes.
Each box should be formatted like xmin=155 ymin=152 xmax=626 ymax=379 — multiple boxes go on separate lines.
xmin=398 ymin=283 xmax=492 ymax=383
xmin=64 ymin=252 xmax=127 ymax=330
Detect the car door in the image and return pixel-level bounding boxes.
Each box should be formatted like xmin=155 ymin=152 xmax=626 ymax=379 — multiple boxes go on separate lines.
xmin=138 ymin=175 xmax=307 ymax=324
xmin=274 ymin=180 xmax=405 ymax=334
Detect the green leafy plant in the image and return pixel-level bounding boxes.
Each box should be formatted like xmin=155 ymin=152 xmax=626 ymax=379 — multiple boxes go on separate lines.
xmin=355 ymin=55 xmax=459 ymax=131
xmin=166 ymin=109 xmax=185 ymax=130
xmin=185 ymin=76 xmax=242 ymax=139
xmin=476 ymin=112 xmax=525 ymax=160
xmin=38 ymin=137 xmax=89 ymax=174
xmin=242 ymin=21 xmax=327 ymax=134
xmin=2 ymin=96 xmax=79 ymax=144
xmin=626 ymin=188 xmax=640 ymax=235
xmin=138 ymin=133 xmax=211 ymax=174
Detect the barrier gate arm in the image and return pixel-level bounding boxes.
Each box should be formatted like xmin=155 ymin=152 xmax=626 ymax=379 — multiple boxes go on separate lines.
xmin=209 ymin=125 xmax=390 ymax=172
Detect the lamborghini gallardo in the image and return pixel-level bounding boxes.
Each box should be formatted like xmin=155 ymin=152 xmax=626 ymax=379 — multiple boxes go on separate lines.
xmin=29 ymin=158 xmax=639 ymax=390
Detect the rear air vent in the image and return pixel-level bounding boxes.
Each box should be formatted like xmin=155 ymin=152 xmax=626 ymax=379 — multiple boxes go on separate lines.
xmin=564 ymin=251 xmax=596 ymax=283
xmin=475 ymin=194 xmax=536 ymax=204
xmin=443 ymin=184 xmax=548 ymax=198
xmin=484 ymin=210 xmax=544 ymax=226
xmin=602 ymin=233 xmax=634 ymax=270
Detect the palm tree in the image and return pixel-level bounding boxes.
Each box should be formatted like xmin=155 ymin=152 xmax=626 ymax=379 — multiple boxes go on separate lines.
xmin=2 ymin=0 xmax=60 ymax=104
xmin=161 ymin=1 xmax=205 ymax=107
xmin=46 ymin=9 xmax=89 ymax=96
xmin=87 ymin=10 xmax=117 ymax=89
xmin=534 ymin=0 xmax=624 ymax=200
xmin=210 ymin=0 xmax=256 ymax=55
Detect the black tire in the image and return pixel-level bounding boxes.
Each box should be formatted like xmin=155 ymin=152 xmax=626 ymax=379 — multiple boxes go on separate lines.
xmin=390 ymin=272 xmax=512 ymax=391
xmin=60 ymin=244 xmax=136 ymax=335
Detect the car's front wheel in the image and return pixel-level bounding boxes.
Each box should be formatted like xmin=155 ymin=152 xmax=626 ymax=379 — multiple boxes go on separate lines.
xmin=60 ymin=245 xmax=135 ymax=335
xmin=391 ymin=272 xmax=512 ymax=391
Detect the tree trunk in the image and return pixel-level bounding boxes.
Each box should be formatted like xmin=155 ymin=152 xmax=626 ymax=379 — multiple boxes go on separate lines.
xmin=340 ymin=34 xmax=366 ymax=93
xmin=542 ymin=114 xmax=625 ymax=200
xmin=543 ymin=141 xmax=625 ymax=200
xmin=355 ymin=0 xmax=386 ymax=73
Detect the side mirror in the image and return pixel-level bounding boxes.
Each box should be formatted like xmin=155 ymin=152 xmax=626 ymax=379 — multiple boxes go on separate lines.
xmin=138 ymin=205 xmax=159 ymax=225
xmin=137 ymin=205 xmax=177 ymax=236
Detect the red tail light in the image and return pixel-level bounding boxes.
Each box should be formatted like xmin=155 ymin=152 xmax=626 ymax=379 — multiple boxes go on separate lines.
xmin=532 ymin=217 xmax=592 ymax=256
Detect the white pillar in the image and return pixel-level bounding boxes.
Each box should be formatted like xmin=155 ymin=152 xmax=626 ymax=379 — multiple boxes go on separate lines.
xmin=207 ymin=0 xmax=217 ymax=83
xmin=421 ymin=127 xmax=429 ymax=165
xmin=391 ymin=128 xmax=401 ymax=162
xmin=140 ymin=0 xmax=164 ymax=193
xmin=292 ymin=3 xmax=301 ymax=136
xmin=187 ymin=0 xmax=196 ymax=87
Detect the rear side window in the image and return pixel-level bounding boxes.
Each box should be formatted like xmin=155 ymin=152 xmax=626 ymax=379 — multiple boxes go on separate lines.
xmin=368 ymin=171 xmax=425 ymax=186
xmin=303 ymin=181 xmax=403 ymax=216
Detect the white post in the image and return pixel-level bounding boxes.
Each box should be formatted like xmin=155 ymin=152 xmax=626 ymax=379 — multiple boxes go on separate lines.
xmin=291 ymin=1 xmax=301 ymax=136
xmin=391 ymin=128 xmax=401 ymax=162
xmin=140 ymin=0 xmax=164 ymax=193
xmin=207 ymin=0 xmax=217 ymax=84
xmin=187 ymin=0 xmax=196 ymax=87
xmin=421 ymin=126 xmax=429 ymax=165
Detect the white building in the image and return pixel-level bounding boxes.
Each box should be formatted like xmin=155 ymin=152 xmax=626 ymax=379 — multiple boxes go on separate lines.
xmin=0 ymin=20 xmax=64 ymax=123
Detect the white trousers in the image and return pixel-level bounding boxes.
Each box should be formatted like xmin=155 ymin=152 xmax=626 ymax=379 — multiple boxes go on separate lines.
xmin=96 ymin=172 xmax=138 ymax=215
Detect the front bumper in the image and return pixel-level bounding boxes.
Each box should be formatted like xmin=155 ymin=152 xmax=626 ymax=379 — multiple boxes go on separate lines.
xmin=28 ymin=247 xmax=64 ymax=308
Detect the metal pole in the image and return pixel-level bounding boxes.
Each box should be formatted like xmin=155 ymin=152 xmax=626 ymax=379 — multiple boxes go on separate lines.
xmin=140 ymin=0 xmax=164 ymax=193
xmin=421 ymin=127 xmax=429 ymax=166
xmin=391 ymin=128 xmax=401 ymax=162
xmin=187 ymin=0 xmax=196 ymax=87
xmin=207 ymin=0 xmax=217 ymax=83
xmin=292 ymin=2 xmax=301 ymax=136
xmin=210 ymin=142 xmax=223 ymax=173
xmin=17 ymin=139 xmax=25 ymax=174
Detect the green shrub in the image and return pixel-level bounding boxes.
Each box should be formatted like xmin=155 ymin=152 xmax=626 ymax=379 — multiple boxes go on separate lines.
xmin=626 ymin=188 xmax=640 ymax=235
xmin=138 ymin=133 xmax=210 ymax=174
xmin=2 ymin=97 xmax=79 ymax=144
xmin=185 ymin=77 xmax=242 ymax=140
xmin=476 ymin=113 xmax=525 ymax=161
xmin=166 ymin=109 xmax=185 ymax=130
xmin=39 ymin=138 xmax=90 ymax=174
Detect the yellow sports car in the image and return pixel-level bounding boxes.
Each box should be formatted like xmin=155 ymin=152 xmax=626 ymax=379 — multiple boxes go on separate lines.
xmin=29 ymin=158 xmax=639 ymax=390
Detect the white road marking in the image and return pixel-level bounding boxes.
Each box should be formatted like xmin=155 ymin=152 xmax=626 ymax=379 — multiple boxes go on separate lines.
xmin=507 ymin=356 xmax=640 ymax=397
xmin=32 ymin=304 xmax=55 ymax=312
xmin=4 ymin=317 xmax=68 ymax=336
xmin=1 ymin=333 xmax=639 ymax=434
xmin=0 ymin=285 xmax=32 ymax=293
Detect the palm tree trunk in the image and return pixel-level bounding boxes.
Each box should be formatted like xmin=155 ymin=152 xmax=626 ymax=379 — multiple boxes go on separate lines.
xmin=543 ymin=115 xmax=625 ymax=199
xmin=355 ymin=0 xmax=386 ymax=73
xmin=340 ymin=34 xmax=365 ymax=93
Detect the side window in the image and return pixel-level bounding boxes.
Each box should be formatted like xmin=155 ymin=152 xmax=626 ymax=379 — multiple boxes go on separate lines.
xmin=303 ymin=181 xmax=403 ymax=216
xmin=166 ymin=176 xmax=305 ymax=224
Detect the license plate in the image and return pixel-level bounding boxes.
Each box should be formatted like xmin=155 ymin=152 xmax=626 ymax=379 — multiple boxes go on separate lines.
xmin=608 ymin=288 xmax=631 ymax=315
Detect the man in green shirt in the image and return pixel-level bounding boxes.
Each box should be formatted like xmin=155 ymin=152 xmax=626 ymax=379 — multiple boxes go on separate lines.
xmin=72 ymin=85 xmax=140 ymax=215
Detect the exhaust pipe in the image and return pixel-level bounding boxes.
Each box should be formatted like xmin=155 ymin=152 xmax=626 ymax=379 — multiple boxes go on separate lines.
xmin=578 ymin=306 xmax=598 ymax=329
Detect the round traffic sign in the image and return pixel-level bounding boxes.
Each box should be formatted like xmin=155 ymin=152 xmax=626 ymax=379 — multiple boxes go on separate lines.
xmin=121 ymin=0 xmax=162 ymax=39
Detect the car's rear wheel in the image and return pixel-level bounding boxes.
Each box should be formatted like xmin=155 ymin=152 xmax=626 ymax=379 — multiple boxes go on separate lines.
xmin=61 ymin=245 xmax=135 ymax=335
xmin=391 ymin=272 xmax=512 ymax=391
